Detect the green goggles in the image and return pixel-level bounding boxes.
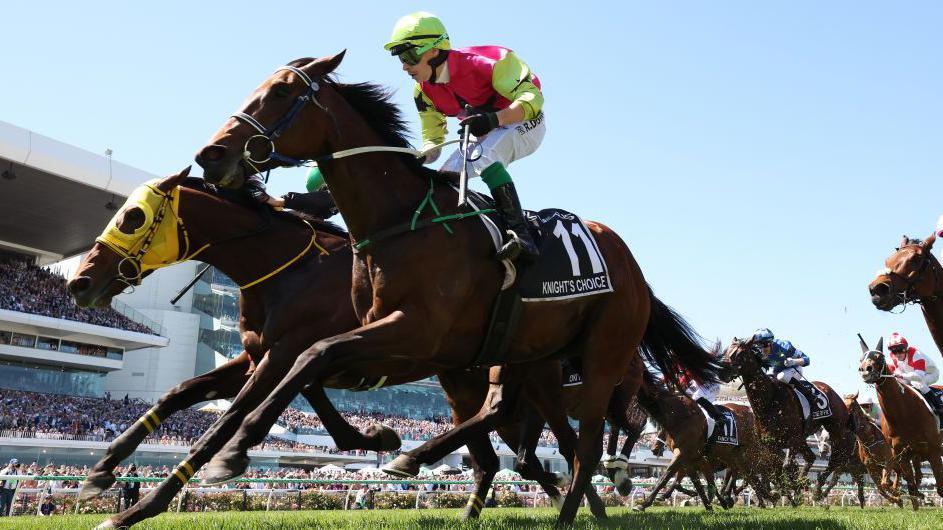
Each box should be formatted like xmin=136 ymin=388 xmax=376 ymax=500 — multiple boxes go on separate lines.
xmin=392 ymin=35 xmax=447 ymax=66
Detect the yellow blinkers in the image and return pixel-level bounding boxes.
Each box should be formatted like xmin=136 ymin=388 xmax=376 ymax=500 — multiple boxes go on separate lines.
xmin=95 ymin=180 xmax=187 ymax=280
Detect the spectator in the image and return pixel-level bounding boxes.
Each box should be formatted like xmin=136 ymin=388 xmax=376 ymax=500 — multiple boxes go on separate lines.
xmin=121 ymin=464 xmax=141 ymax=509
xmin=0 ymin=458 xmax=20 ymax=516
xmin=39 ymin=497 xmax=55 ymax=516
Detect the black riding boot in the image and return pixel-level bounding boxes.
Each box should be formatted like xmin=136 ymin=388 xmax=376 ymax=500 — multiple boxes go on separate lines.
xmin=696 ymin=397 xmax=726 ymax=423
xmin=491 ymin=182 xmax=540 ymax=262
xmin=923 ymin=389 xmax=943 ymax=420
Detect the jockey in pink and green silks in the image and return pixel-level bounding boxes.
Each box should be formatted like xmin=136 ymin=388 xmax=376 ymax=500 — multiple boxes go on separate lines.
xmin=384 ymin=11 xmax=546 ymax=262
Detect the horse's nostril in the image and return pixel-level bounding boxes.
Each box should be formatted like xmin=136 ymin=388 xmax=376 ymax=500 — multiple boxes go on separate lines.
xmin=67 ymin=276 xmax=90 ymax=296
xmin=197 ymin=145 xmax=228 ymax=165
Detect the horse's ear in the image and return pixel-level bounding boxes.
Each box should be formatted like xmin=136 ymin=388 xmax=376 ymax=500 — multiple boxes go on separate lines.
xmin=901 ymin=235 xmax=910 ymax=248
xmin=924 ymin=232 xmax=937 ymax=252
xmin=852 ymin=390 xmax=859 ymax=402
xmin=857 ymin=333 xmax=869 ymax=356
xmin=308 ymin=50 xmax=346 ymax=76
xmin=876 ymin=336 xmax=884 ymax=353
xmin=156 ymin=166 xmax=191 ymax=192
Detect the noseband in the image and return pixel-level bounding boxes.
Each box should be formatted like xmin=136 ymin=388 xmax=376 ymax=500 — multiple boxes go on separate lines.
xmin=879 ymin=245 xmax=940 ymax=308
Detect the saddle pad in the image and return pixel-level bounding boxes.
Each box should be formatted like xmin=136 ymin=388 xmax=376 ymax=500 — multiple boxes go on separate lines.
xmin=792 ymin=385 xmax=832 ymax=422
xmin=518 ymin=209 xmax=614 ymax=302
xmin=561 ymin=357 xmax=583 ymax=387
xmin=701 ymin=403 xmax=738 ymax=446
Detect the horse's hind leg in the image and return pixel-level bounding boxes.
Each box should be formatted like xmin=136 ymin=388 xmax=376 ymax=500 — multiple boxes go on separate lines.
xmin=461 ymin=434 xmax=499 ymax=519
xmin=81 ymin=351 xmax=251 ymax=501
xmin=688 ymin=468 xmax=713 ymax=511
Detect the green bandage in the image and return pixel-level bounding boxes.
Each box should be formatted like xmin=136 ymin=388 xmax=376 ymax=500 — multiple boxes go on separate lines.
xmin=480 ymin=162 xmax=513 ymax=190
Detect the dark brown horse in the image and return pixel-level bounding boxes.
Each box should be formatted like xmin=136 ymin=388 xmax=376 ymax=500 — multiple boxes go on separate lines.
xmin=831 ymin=393 xmax=903 ymax=506
xmin=631 ymin=371 xmax=774 ymax=511
xmin=721 ymin=338 xmax=854 ymax=505
xmin=68 ymin=172 xmax=597 ymax=528
xmin=192 ymin=53 xmax=721 ymax=525
xmin=869 ymin=234 xmax=943 ymax=354
xmin=857 ymin=335 xmax=943 ymax=510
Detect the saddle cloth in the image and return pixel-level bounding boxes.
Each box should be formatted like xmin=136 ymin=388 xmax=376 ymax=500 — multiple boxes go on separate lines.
xmin=792 ymin=384 xmax=832 ymax=423
xmin=561 ymin=357 xmax=583 ymax=387
xmin=701 ymin=403 xmax=739 ymax=446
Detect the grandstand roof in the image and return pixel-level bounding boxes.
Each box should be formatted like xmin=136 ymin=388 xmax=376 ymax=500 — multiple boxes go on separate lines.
xmin=0 ymin=120 xmax=158 ymax=261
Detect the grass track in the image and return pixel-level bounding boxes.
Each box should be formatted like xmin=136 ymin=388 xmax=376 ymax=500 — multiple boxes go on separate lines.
xmin=1 ymin=507 xmax=942 ymax=530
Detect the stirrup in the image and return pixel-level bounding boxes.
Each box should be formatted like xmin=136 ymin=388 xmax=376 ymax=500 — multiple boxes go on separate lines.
xmin=496 ymin=229 xmax=537 ymax=261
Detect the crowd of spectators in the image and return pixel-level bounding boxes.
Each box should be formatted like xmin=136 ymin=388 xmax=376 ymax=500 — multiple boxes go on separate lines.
xmin=0 ymin=259 xmax=155 ymax=335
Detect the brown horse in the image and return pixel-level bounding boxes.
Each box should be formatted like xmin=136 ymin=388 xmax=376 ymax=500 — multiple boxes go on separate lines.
xmin=68 ymin=172 xmax=599 ymax=528
xmin=192 ymin=53 xmax=722 ymax=525
xmin=869 ymin=234 xmax=943 ymax=353
xmin=831 ymin=393 xmax=903 ymax=506
xmin=857 ymin=335 xmax=943 ymax=510
xmin=720 ymin=338 xmax=854 ymax=505
xmin=631 ymin=370 xmax=774 ymax=511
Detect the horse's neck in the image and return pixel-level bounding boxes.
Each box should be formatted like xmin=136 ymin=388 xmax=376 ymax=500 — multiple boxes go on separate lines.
xmin=921 ymin=296 xmax=943 ymax=356
xmin=874 ymin=377 xmax=910 ymax=429
xmin=316 ymin=103 xmax=429 ymax=243
xmin=741 ymin=365 xmax=778 ymax=414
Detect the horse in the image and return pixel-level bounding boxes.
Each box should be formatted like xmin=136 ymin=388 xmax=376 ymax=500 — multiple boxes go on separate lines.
xmin=67 ymin=171 xmax=602 ymax=528
xmin=857 ymin=335 xmax=943 ymax=510
xmin=869 ymin=234 xmax=943 ymax=354
xmin=630 ymin=370 xmax=774 ymax=511
xmin=826 ymin=393 xmax=903 ymax=506
xmin=192 ymin=52 xmax=722 ymax=526
xmin=720 ymin=338 xmax=853 ymax=505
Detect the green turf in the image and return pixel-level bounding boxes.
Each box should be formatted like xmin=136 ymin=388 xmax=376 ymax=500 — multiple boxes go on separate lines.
xmin=0 ymin=507 xmax=941 ymax=530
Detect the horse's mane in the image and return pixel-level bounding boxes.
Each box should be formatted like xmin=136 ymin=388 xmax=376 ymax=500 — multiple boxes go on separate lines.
xmin=179 ymin=177 xmax=349 ymax=240
xmin=285 ymin=57 xmax=440 ymax=181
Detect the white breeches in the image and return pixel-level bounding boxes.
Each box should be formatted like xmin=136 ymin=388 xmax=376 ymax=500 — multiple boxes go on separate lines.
xmin=440 ymin=113 xmax=546 ymax=176
xmin=776 ymin=367 xmax=802 ymax=384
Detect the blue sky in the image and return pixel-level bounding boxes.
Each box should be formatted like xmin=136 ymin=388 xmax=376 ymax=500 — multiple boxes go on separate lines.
xmin=2 ymin=1 xmax=941 ymax=400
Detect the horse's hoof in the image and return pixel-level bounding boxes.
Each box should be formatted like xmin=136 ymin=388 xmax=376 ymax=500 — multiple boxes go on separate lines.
xmin=202 ymin=454 xmax=249 ymax=486
xmin=382 ymin=454 xmax=419 ymax=478
xmin=80 ymin=472 xmax=117 ymax=501
xmin=366 ymin=423 xmax=402 ymax=452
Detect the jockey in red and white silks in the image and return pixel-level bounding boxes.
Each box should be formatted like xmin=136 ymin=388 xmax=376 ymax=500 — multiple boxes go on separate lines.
xmin=679 ymin=368 xmax=725 ymax=422
xmin=887 ymin=333 xmax=940 ymax=393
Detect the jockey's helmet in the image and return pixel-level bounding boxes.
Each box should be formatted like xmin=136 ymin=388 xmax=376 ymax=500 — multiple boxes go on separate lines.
xmin=752 ymin=328 xmax=774 ymax=344
xmin=888 ymin=332 xmax=909 ymax=353
xmin=384 ymin=12 xmax=450 ymax=66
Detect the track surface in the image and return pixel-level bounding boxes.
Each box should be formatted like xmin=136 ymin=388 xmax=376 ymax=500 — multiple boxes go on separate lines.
xmin=1 ymin=507 xmax=942 ymax=530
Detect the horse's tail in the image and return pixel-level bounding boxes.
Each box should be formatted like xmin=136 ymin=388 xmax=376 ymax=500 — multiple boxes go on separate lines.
xmin=639 ymin=284 xmax=722 ymax=389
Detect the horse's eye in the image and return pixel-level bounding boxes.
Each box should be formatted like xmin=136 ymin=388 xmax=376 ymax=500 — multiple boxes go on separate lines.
xmin=116 ymin=207 xmax=146 ymax=234
xmin=272 ymin=83 xmax=291 ymax=98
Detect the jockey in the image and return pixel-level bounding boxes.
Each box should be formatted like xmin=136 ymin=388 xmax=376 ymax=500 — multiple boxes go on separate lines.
xmin=243 ymin=168 xmax=337 ymax=219
xmin=887 ymin=332 xmax=943 ymax=415
xmin=752 ymin=328 xmax=819 ymax=402
xmin=678 ymin=367 xmax=726 ymax=423
xmin=384 ymin=11 xmax=545 ymax=261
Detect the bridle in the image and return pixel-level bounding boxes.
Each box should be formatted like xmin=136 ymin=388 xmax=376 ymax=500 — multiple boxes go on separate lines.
xmin=231 ymin=65 xmax=333 ymax=174
xmin=227 ymin=64 xmax=460 ymax=181
xmin=878 ymin=244 xmax=941 ymax=310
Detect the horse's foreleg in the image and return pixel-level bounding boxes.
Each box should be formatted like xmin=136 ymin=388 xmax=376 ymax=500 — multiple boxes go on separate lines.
xmin=897 ymin=451 xmax=920 ymax=511
xmin=205 ymin=312 xmax=424 ymax=483
xmin=461 ymin=434 xmax=499 ymax=519
xmin=96 ymin=343 xmax=304 ymax=529
xmin=926 ymin=452 xmax=943 ymax=499
xmin=298 ymin=383 xmax=400 ymax=453
xmin=386 ymin=363 xmax=528 ymax=477
xmin=81 ymin=351 xmax=251 ymax=501
xmin=855 ymin=472 xmax=865 ymax=508
xmin=687 ymin=467 xmax=713 ymax=511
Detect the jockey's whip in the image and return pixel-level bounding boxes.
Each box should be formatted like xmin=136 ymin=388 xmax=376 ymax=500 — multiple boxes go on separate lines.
xmin=457 ymin=105 xmax=472 ymax=207
xmin=170 ymin=264 xmax=211 ymax=305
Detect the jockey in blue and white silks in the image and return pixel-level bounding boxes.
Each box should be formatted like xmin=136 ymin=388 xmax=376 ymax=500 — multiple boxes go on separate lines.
xmin=753 ymin=328 xmax=819 ymax=403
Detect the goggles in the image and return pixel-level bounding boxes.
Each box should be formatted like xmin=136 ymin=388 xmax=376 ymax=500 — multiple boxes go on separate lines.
xmin=392 ymin=34 xmax=447 ymax=66
xmin=889 ymin=345 xmax=907 ymax=353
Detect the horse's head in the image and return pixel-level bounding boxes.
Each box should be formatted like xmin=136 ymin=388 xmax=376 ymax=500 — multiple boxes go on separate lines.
xmin=195 ymin=53 xmax=346 ymax=189
xmin=869 ymin=234 xmax=939 ymax=311
xmin=857 ymin=334 xmax=887 ymax=384
xmin=842 ymin=391 xmax=861 ymax=411
xmin=711 ymin=339 xmax=738 ymax=383
xmin=67 ymin=168 xmax=192 ymax=308
xmin=720 ymin=337 xmax=760 ymax=380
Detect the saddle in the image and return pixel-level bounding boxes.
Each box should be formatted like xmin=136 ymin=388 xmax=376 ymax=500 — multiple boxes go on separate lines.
xmin=912 ymin=386 xmax=943 ymax=430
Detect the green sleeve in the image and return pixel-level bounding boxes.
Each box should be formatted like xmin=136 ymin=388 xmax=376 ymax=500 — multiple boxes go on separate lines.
xmin=413 ymin=83 xmax=447 ymax=150
xmin=492 ymin=51 xmax=544 ymax=120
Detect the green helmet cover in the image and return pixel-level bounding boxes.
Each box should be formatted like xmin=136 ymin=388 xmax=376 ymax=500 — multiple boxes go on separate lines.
xmin=306 ymin=167 xmax=325 ymax=192
xmin=384 ymin=12 xmax=450 ymax=52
